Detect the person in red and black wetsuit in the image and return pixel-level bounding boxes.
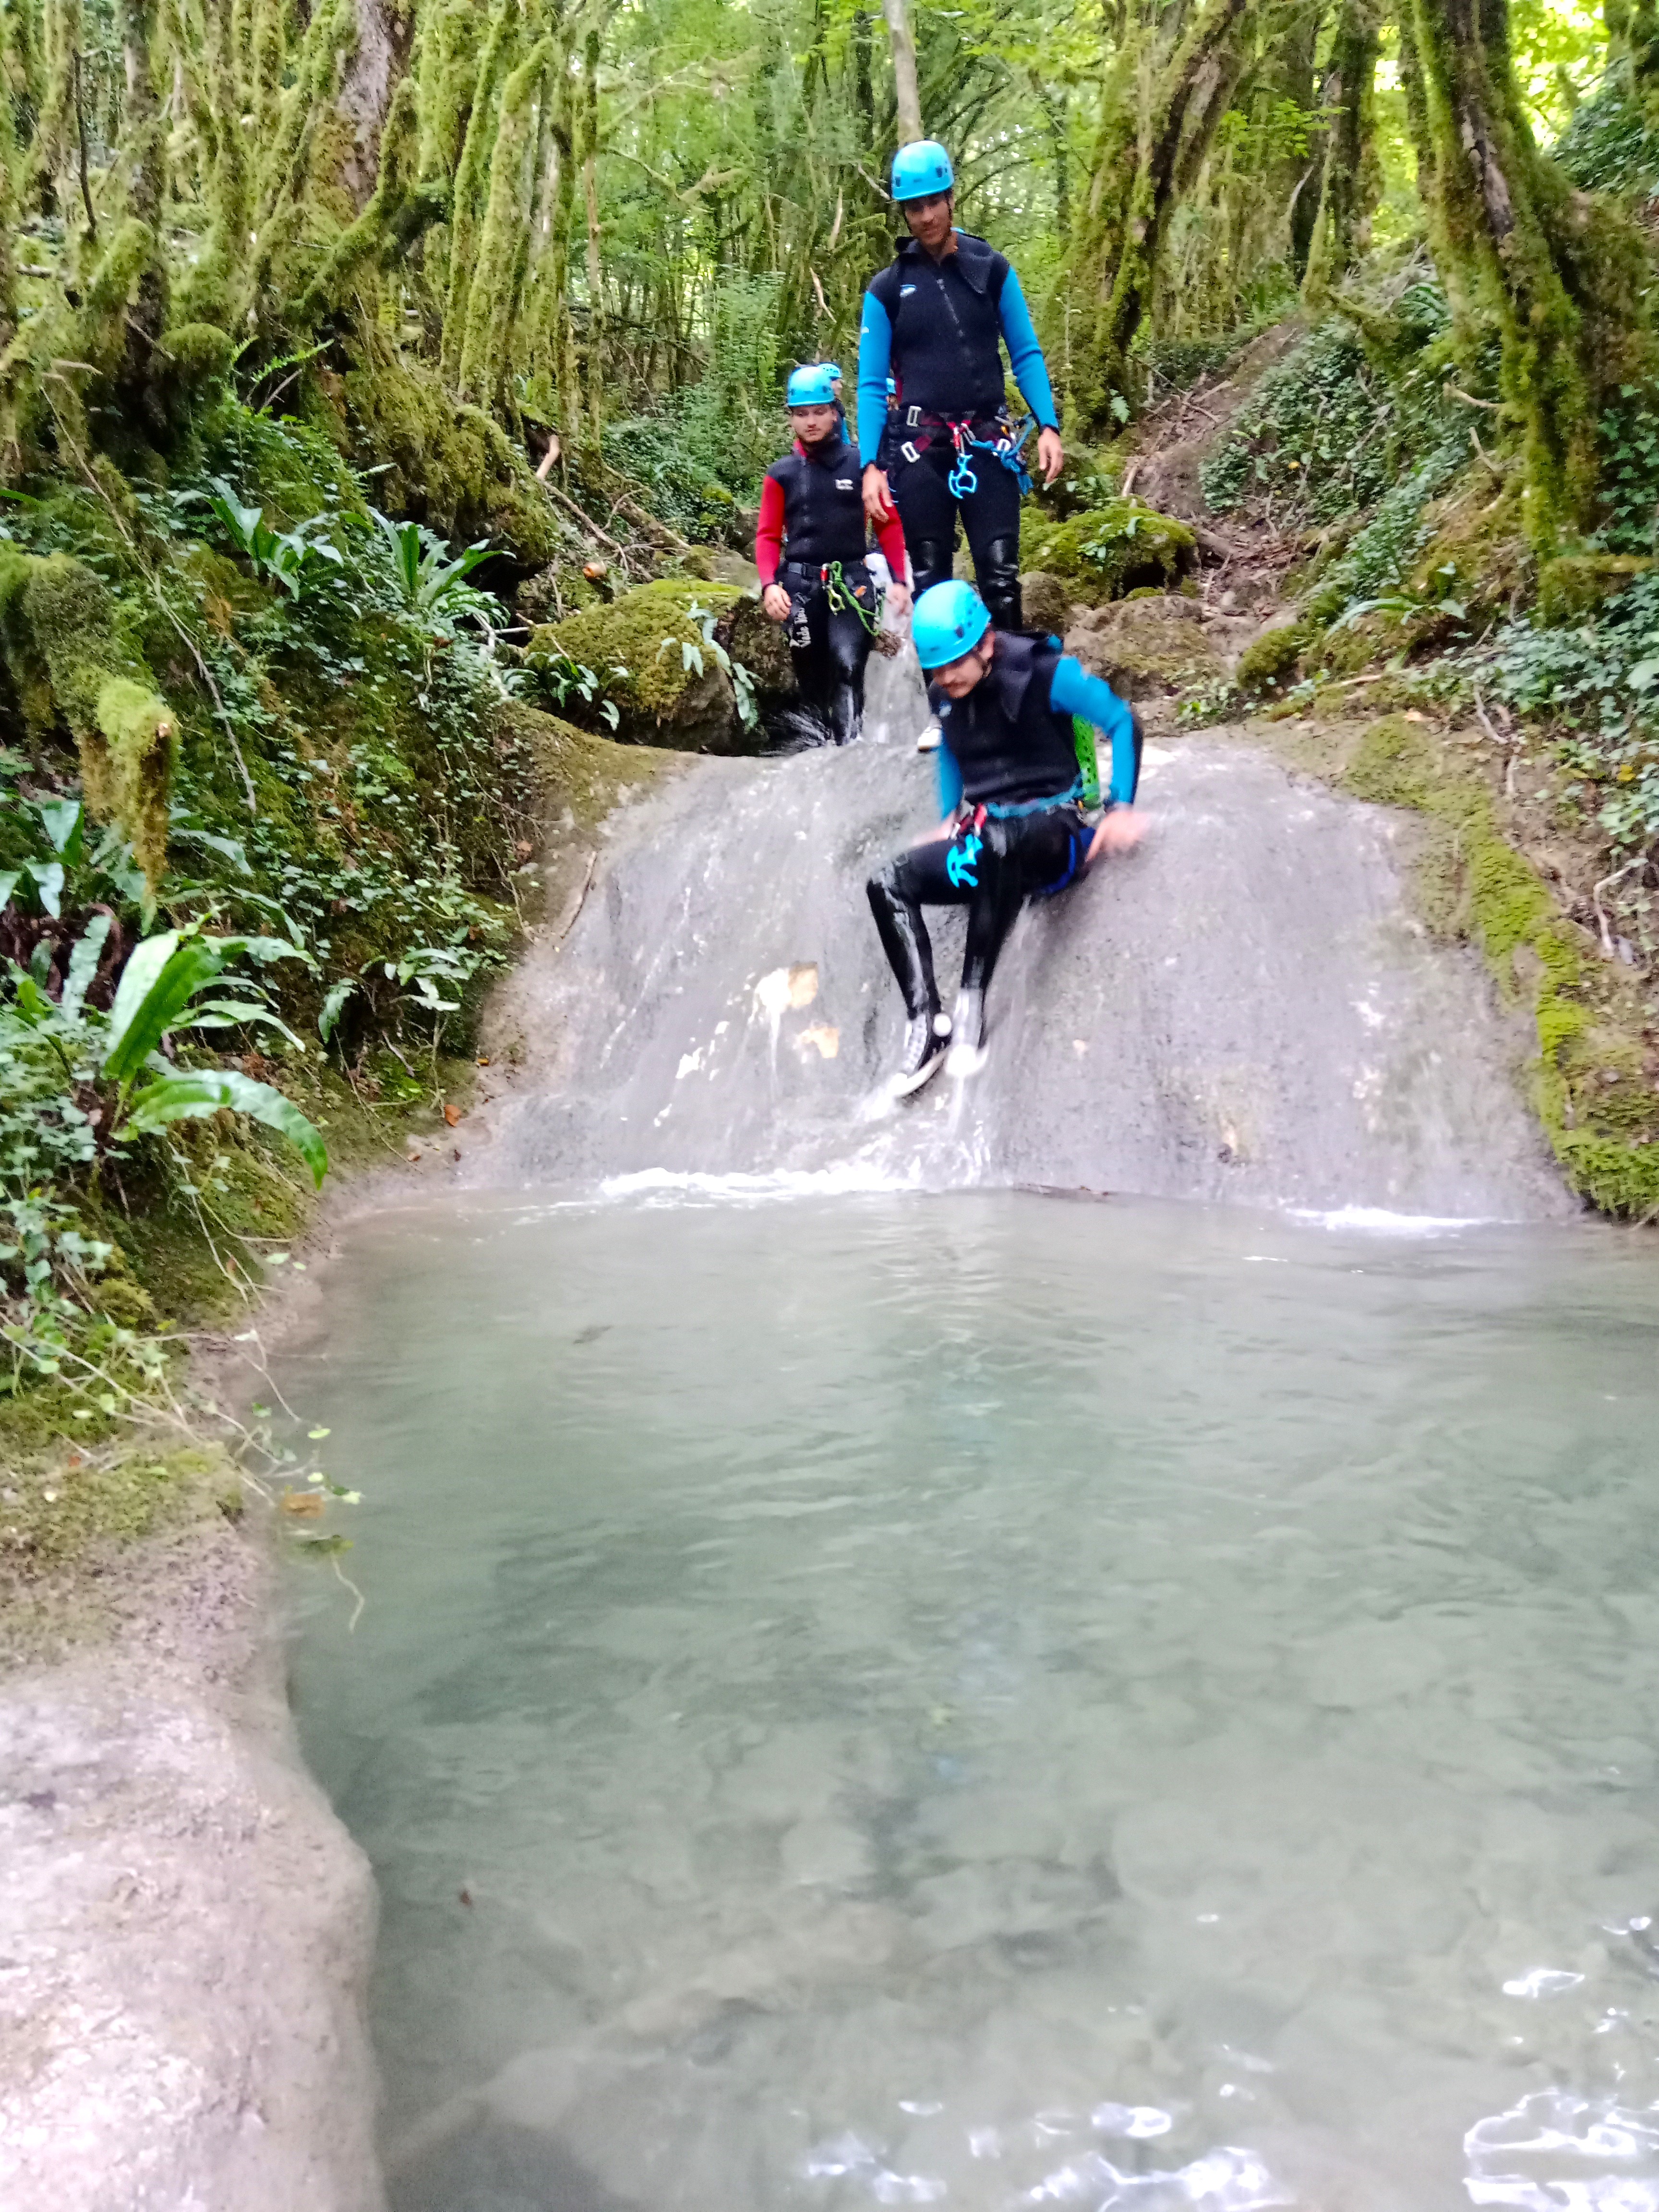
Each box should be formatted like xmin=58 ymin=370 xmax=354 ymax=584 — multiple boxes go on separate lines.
xmin=755 ymin=363 xmax=911 ymax=748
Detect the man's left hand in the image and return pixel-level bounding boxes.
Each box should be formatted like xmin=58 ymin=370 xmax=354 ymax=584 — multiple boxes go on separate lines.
xmin=1037 ymin=427 xmax=1064 ymax=486
xmin=885 ymin=581 xmax=912 ymax=620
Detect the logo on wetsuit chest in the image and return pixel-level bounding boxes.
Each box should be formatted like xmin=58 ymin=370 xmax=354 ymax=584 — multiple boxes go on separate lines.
xmin=836 ymin=480 xmax=853 ymax=489
xmin=946 ymin=832 xmax=982 ymax=889
xmin=901 ymin=284 xmax=916 ymax=295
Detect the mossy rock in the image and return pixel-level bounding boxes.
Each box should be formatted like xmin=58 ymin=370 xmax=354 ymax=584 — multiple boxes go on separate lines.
xmin=1066 ymin=594 xmax=1223 ymax=702
xmin=719 ymin=593 xmax=796 ymax=704
xmin=536 ymin=579 xmax=754 ymax=752
xmin=1235 ymin=622 xmax=1305 ymax=695
xmin=1538 ymin=553 xmax=1656 ymax=624
xmin=1020 ymin=499 xmax=1197 ymax=607
xmin=1336 ymin=713 xmax=1659 ymax=1219
xmin=1020 ymin=570 xmax=1075 ymax=637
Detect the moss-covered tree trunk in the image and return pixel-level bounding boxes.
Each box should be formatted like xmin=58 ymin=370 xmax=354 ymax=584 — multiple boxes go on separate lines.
xmin=1302 ymin=0 xmax=1380 ymax=303
xmin=332 ymin=0 xmax=416 ymax=217
xmin=114 ymin=0 xmax=168 ymax=425
xmin=1402 ymin=0 xmax=1640 ymax=555
xmin=1070 ymin=0 xmax=1252 ymax=433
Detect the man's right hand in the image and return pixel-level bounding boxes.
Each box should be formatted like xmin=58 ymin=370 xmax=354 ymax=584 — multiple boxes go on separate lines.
xmin=762 ymin=583 xmax=792 ymax=623
xmin=1087 ymin=805 xmax=1146 ymax=864
xmin=863 ymin=464 xmax=895 ymax=526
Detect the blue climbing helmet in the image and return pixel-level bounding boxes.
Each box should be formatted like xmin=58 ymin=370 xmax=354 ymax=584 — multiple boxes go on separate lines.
xmin=786 ymin=363 xmax=838 ymax=409
xmin=913 ymin=579 xmax=991 ymax=669
xmin=891 ymin=139 xmax=954 ymax=203
xmin=823 ymin=361 xmax=843 ymax=382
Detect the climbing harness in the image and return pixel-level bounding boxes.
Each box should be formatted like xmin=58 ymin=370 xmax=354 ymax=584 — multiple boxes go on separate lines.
xmin=893 ymin=407 xmax=1034 ymax=496
xmin=823 ymin=560 xmax=882 ymax=637
xmin=946 ymin=830 xmax=983 ymax=889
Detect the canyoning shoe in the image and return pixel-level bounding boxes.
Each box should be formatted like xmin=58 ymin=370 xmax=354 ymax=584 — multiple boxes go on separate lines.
xmin=946 ymin=987 xmax=987 ymax=1077
xmin=894 ymin=1009 xmax=952 ymax=1096
xmin=916 ymin=717 xmax=943 ymax=753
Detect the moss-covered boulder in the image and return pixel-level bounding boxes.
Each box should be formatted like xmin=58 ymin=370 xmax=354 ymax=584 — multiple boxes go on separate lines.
xmin=1020 ymin=570 xmax=1075 ymax=637
xmin=1066 ymin=594 xmax=1223 ymax=702
xmin=533 ymin=578 xmax=756 ymax=752
xmin=1021 ymin=499 xmax=1197 ymax=607
xmin=718 ymin=593 xmax=796 ymax=705
xmin=1234 ymin=620 xmax=1305 ymax=696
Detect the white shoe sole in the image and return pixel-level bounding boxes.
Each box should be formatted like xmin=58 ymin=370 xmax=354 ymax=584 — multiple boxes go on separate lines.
xmin=946 ymin=1040 xmax=987 ymax=1080
xmin=916 ymin=724 xmax=942 ymax=753
xmin=892 ymin=1046 xmax=949 ymax=1098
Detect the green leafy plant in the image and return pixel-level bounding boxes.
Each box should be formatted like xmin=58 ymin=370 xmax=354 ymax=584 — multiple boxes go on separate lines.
xmin=5 ymin=923 xmax=328 ymax=1186
xmin=203 ymin=477 xmax=344 ymax=601
xmin=366 ymin=509 xmax=498 ymax=627
xmin=0 ymin=793 xmax=148 ymax=921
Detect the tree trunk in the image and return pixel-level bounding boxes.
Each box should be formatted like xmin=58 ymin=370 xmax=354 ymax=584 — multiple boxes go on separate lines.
xmin=1070 ymin=0 xmax=1252 ymax=433
xmin=333 ymin=0 xmax=415 ymax=217
xmin=882 ymin=0 xmax=922 ymax=144
xmin=580 ymin=21 xmax=604 ymax=451
xmin=115 ymin=0 xmax=168 ymax=420
xmin=1402 ymin=0 xmax=1637 ymax=553
xmin=1302 ymin=0 xmax=1380 ymax=302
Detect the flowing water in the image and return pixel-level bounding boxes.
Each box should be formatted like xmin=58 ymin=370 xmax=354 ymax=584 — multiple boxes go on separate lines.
xmin=285 ymin=1192 xmax=1659 ymax=2212
xmin=286 ymin=720 xmax=1659 ymax=2212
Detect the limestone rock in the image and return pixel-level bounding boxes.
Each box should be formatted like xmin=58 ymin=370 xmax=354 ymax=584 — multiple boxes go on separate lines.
xmin=1020 ymin=569 xmax=1074 ymax=637
xmin=1065 ymin=593 xmax=1224 ymax=701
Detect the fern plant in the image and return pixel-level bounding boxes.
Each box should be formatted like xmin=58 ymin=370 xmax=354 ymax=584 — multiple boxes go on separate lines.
xmin=367 ymin=510 xmax=496 ymax=626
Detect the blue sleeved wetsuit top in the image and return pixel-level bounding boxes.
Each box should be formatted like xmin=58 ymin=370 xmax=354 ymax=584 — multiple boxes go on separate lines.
xmin=856 ymin=231 xmax=1058 ymax=468
xmin=932 ymin=642 xmax=1139 ymax=816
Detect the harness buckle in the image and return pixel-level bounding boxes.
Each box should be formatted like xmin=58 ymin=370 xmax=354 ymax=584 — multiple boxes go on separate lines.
xmin=901 ymin=440 xmax=920 ymax=464
xmin=906 ymin=405 xmax=921 ymax=427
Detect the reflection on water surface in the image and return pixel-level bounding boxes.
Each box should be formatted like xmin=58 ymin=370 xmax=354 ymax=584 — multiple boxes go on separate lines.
xmin=282 ymin=1192 xmax=1659 ymax=2212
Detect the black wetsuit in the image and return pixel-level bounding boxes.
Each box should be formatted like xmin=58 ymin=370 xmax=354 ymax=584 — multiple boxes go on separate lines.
xmin=866 ymin=635 xmax=1142 ymax=1027
xmin=757 ymin=434 xmax=893 ymax=748
xmin=857 ymin=231 xmax=1059 ymax=630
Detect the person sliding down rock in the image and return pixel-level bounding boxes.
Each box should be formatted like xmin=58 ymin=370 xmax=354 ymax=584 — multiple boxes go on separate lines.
xmin=866 ymin=580 xmax=1144 ymax=1095
xmin=756 ymin=363 xmax=912 ymax=748
xmin=856 ymin=140 xmax=1064 ymax=751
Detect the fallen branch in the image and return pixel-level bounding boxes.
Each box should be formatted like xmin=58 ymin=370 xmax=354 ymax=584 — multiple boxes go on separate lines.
xmin=1445 ymin=382 xmax=1502 ymax=413
xmin=552 ymin=850 xmax=598 ymax=951
xmin=539 ymin=475 xmax=626 ymax=556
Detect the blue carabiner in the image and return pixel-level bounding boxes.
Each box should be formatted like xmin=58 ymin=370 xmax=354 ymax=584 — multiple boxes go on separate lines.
xmin=948 ymin=449 xmax=978 ymax=499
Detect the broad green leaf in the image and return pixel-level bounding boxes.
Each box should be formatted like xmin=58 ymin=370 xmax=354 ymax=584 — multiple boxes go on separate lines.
xmin=192 ymin=997 xmax=307 ymax=1050
xmin=61 ymin=914 xmax=112 ymax=1023
xmin=0 ymin=870 xmax=19 ymax=910
xmin=123 ymin=1070 xmax=328 ymax=1186
xmin=35 ymin=798 xmax=84 ymax=862
xmin=25 ymin=859 xmax=64 ymax=917
xmin=104 ymin=933 xmax=228 ymax=1082
xmin=318 ymin=978 xmax=357 ymax=1042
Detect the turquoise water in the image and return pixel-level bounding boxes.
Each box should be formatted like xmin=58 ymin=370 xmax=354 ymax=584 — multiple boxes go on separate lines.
xmin=283 ymin=1190 xmax=1659 ymax=2212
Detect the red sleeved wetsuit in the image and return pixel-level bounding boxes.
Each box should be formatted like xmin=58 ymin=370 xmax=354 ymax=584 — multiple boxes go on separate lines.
xmin=752 ymin=432 xmax=906 ymax=746
xmin=754 ymin=436 xmax=907 ymax=584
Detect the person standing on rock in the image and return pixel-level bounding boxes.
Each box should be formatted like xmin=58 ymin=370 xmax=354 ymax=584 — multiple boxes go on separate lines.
xmin=866 ymin=579 xmax=1143 ymax=1094
xmin=856 ymin=138 xmax=1065 ymax=747
xmin=757 ymin=364 xmax=912 ymax=748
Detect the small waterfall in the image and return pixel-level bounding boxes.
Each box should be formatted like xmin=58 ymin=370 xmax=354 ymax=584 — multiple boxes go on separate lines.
xmin=474 ymin=703 xmax=1570 ymax=1222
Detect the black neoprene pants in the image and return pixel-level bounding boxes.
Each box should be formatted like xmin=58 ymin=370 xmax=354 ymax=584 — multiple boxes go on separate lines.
xmin=866 ymin=808 xmax=1087 ymax=1018
xmin=888 ymin=441 xmax=1023 ymax=630
xmin=782 ymin=567 xmax=874 ymax=748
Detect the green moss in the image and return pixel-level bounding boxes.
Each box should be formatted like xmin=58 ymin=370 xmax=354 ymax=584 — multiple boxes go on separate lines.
xmin=1020 ymin=499 xmax=1197 ymax=606
xmin=96 ymin=677 xmax=178 ymax=892
xmin=1538 ymin=552 xmax=1658 ymax=624
xmin=160 ymin=320 xmax=238 ymax=390
xmin=538 ymin=578 xmax=743 ymax=745
xmin=1020 ymin=570 xmax=1074 ymax=637
xmin=1339 ymin=713 xmax=1659 ymax=1217
xmin=1235 ymin=623 xmax=1305 ymax=695
xmin=0 ymin=1440 xmax=216 ymax=1582
xmin=1071 ymin=597 xmax=1224 ymax=701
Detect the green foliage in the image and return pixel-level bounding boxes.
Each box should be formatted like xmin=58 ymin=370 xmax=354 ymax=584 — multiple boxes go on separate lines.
xmin=1555 ymin=60 xmax=1657 ymax=192
xmin=202 ymin=477 xmax=344 ymax=600
xmin=366 ymin=510 xmax=496 ymax=626
xmin=1201 ymin=323 xmax=1403 ymax=525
